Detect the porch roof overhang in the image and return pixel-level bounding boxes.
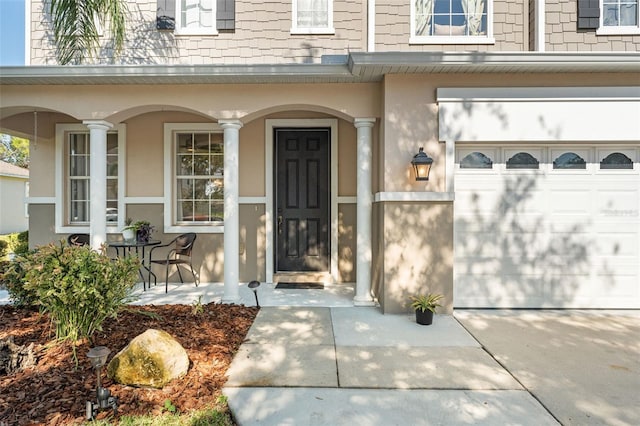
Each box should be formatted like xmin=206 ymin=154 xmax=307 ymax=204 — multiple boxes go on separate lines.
xmin=0 ymin=52 xmax=639 ymax=85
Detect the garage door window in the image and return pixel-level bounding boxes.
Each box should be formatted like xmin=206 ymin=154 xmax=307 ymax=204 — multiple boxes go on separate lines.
xmin=600 ymin=152 xmax=633 ymax=169
xmin=460 ymin=151 xmax=493 ymax=168
xmin=553 ymin=152 xmax=586 ymax=169
xmin=506 ymin=152 xmax=539 ymax=169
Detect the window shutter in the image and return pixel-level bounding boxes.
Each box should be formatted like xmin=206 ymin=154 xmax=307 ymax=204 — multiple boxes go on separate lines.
xmin=577 ymin=0 xmax=600 ymax=30
xmin=157 ymin=0 xmax=176 ymax=30
xmin=217 ymin=0 xmax=235 ymax=30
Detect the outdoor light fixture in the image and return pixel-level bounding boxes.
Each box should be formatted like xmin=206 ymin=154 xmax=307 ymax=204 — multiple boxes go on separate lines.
xmin=248 ymin=280 xmax=261 ymax=308
xmin=411 ymin=147 xmax=434 ymax=181
xmin=86 ymin=346 xmax=118 ymax=420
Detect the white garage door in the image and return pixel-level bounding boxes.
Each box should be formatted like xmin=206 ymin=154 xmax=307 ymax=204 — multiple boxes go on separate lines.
xmin=454 ymin=146 xmax=640 ymax=308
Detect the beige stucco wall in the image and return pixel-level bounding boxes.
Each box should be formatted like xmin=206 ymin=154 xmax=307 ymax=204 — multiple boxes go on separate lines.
xmin=376 ymin=0 xmax=528 ymax=52
xmin=545 ymin=1 xmax=640 ymax=50
xmin=372 ymin=201 xmax=454 ymax=314
xmin=30 ymin=0 xmax=366 ymax=65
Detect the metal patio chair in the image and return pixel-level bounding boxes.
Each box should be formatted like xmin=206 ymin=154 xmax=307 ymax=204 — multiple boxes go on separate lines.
xmin=148 ymin=233 xmax=198 ymax=293
xmin=67 ymin=233 xmax=90 ymax=246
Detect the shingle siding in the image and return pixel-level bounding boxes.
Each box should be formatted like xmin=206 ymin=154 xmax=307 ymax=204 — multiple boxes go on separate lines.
xmin=29 ymin=0 xmax=640 ymax=64
xmin=546 ymin=0 xmax=640 ymax=50
xmin=31 ymin=0 xmax=366 ymax=65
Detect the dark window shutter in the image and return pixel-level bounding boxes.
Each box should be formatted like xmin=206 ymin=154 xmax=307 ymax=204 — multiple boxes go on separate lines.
xmin=577 ymin=0 xmax=600 ymax=29
xmin=157 ymin=0 xmax=176 ymax=30
xmin=217 ymin=0 xmax=235 ymax=30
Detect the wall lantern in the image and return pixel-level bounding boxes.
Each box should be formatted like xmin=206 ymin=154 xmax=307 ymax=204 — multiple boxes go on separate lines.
xmin=411 ymin=147 xmax=434 ymax=181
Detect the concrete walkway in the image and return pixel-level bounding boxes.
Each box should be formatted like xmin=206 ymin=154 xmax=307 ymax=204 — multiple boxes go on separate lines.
xmin=223 ymin=307 xmax=559 ymax=425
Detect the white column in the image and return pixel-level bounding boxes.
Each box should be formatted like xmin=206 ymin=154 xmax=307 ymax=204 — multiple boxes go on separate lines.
xmin=220 ymin=120 xmax=243 ymax=303
xmin=535 ymin=0 xmax=545 ymax=52
xmin=354 ymin=118 xmax=376 ymax=306
xmin=445 ymin=139 xmax=455 ymax=193
xmin=83 ymin=120 xmax=113 ymax=251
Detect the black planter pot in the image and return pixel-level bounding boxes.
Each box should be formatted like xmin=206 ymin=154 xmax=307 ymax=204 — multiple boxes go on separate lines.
xmin=415 ymin=309 xmax=434 ymax=325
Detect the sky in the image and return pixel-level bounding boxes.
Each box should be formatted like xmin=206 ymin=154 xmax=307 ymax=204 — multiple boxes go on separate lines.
xmin=0 ymin=0 xmax=25 ymax=65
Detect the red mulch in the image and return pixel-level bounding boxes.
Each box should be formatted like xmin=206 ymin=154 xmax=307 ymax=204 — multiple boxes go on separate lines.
xmin=0 ymin=303 xmax=258 ymax=425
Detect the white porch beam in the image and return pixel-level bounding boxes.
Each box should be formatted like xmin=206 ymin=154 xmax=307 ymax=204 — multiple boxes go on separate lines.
xmin=354 ymin=118 xmax=376 ymax=306
xmin=83 ymin=120 xmax=113 ymax=250
xmin=220 ymin=120 xmax=243 ymax=304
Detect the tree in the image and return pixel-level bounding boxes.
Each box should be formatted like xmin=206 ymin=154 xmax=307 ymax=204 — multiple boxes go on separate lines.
xmin=50 ymin=0 xmax=127 ymax=65
xmin=0 ymin=134 xmax=29 ymax=168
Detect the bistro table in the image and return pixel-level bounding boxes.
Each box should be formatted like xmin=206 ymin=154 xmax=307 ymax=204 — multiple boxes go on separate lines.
xmin=109 ymin=239 xmax=161 ymax=290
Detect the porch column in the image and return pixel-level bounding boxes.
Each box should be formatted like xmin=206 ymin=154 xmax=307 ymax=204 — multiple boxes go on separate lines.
xmin=220 ymin=120 xmax=243 ymax=303
xmin=354 ymin=118 xmax=376 ymax=306
xmin=83 ymin=120 xmax=113 ymax=250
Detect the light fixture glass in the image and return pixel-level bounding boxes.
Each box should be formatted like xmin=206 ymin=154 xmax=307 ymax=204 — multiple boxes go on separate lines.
xmin=411 ymin=147 xmax=433 ymax=181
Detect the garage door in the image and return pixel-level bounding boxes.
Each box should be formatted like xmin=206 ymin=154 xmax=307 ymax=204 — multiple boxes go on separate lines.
xmin=454 ymin=146 xmax=640 ymax=308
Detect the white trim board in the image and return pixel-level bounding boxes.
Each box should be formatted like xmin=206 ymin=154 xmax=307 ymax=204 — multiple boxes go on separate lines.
xmin=265 ymin=119 xmax=339 ymax=284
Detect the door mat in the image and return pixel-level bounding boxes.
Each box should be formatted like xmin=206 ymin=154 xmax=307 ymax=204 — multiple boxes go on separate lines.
xmin=275 ymin=282 xmax=325 ymax=289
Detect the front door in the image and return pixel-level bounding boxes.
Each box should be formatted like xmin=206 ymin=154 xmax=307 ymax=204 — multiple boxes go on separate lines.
xmin=275 ymin=128 xmax=330 ymax=272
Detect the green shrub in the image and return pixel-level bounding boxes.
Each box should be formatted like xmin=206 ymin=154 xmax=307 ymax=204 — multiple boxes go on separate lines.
xmin=1 ymin=255 xmax=37 ymax=306
xmin=13 ymin=231 xmax=29 ymax=256
xmin=0 ymin=240 xmax=8 ymax=258
xmin=20 ymin=242 xmax=140 ymax=343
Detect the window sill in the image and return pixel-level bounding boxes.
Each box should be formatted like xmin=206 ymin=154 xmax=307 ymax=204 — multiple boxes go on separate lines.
xmin=164 ymin=224 xmax=224 ymax=234
xmin=290 ymin=28 xmax=335 ymax=35
xmin=174 ymin=29 xmax=219 ymax=36
xmin=409 ymin=35 xmax=496 ymax=45
xmin=596 ymin=27 xmax=640 ymax=36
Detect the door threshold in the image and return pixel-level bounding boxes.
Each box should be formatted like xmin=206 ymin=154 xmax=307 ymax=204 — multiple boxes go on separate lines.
xmin=273 ymin=272 xmax=332 ymax=284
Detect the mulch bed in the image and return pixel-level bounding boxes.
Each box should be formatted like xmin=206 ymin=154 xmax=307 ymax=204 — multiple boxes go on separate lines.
xmin=0 ymin=303 xmax=258 ymax=425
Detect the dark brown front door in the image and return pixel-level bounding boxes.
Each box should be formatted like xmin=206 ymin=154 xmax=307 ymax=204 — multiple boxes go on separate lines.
xmin=275 ymin=128 xmax=330 ymax=272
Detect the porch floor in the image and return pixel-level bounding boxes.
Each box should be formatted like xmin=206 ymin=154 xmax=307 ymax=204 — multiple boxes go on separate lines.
xmin=128 ymin=281 xmax=356 ymax=307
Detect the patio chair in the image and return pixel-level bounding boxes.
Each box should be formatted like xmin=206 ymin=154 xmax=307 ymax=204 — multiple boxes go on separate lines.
xmin=67 ymin=233 xmax=90 ymax=246
xmin=148 ymin=233 xmax=198 ymax=293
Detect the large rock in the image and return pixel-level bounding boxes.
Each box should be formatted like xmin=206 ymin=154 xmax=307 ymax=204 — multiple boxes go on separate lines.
xmin=107 ymin=329 xmax=189 ymax=388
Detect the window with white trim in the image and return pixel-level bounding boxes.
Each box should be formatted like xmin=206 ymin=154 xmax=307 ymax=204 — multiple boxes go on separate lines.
xmin=292 ymin=0 xmax=334 ymax=34
xmin=176 ymin=0 xmax=216 ymax=35
xmin=602 ymin=0 xmax=639 ymax=31
xmin=56 ymin=125 xmax=122 ymax=229
xmin=173 ymin=130 xmax=224 ymax=225
xmin=411 ymin=0 xmax=493 ymax=43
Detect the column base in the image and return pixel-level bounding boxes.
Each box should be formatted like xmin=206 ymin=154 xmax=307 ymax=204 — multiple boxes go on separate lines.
xmin=353 ymin=296 xmax=376 ymax=307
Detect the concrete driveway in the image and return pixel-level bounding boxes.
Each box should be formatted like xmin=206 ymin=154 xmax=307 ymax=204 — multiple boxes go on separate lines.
xmin=455 ymin=310 xmax=640 ymax=426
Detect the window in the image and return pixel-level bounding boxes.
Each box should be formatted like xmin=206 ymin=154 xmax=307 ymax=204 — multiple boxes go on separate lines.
xmin=166 ymin=126 xmax=224 ymax=230
xmin=600 ymin=152 xmax=633 ymax=169
xmin=599 ymin=0 xmax=640 ymax=33
xmin=67 ymin=132 xmax=119 ymax=224
xmin=460 ymin=151 xmax=493 ymax=169
xmin=412 ymin=0 xmax=493 ymax=43
xmin=553 ymin=152 xmax=586 ymax=170
xmin=176 ymin=0 xmax=216 ymax=35
xmin=55 ymin=124 xmax=124 ymax=232
xmin=292 ymin=0 xmax=334 ymax=34
xmin=506 ymin=152 xmax=540 ymax=169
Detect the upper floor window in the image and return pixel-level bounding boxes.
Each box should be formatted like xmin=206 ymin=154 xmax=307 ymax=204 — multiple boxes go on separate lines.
xmin=600 ymin=0 xmax=640 ymax=34
xmin=411 ymin=0 xmax=494 ymax=44
xmin=176 ymin=0 xmax=216 ymax=35
xmin=292 ymin=0 xmax=334 ymax=34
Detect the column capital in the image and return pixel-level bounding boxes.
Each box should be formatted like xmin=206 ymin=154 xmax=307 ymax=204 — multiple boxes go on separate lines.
xmin=354 ymin=118 xmax=376 ymax=128
xmin=219 ymin=119 xmax=243 ymax=130
xmin=82 ymin=120 xmax=114 ymax=131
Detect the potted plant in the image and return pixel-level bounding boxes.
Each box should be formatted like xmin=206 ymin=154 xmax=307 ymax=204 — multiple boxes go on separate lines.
xmin=132 ymin=220 xmax=154 ymax=243
xmin=122 ymin=220 xmax=154 ymax=243
xmin=122 ymin=218 xmax=135 ymax=242
xmin=410 ymin=293 xmax=443 ymax=325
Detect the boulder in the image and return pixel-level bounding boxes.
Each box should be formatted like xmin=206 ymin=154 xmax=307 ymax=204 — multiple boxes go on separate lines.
xmin=0 ymin=336 xmax=36 ymax=375
xmin=107 ymin=329 xmax=189 ymax=388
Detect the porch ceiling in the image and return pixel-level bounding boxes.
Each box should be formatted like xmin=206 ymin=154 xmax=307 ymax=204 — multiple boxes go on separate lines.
xmin=1 ymin=52 xmax=639 ymax=85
